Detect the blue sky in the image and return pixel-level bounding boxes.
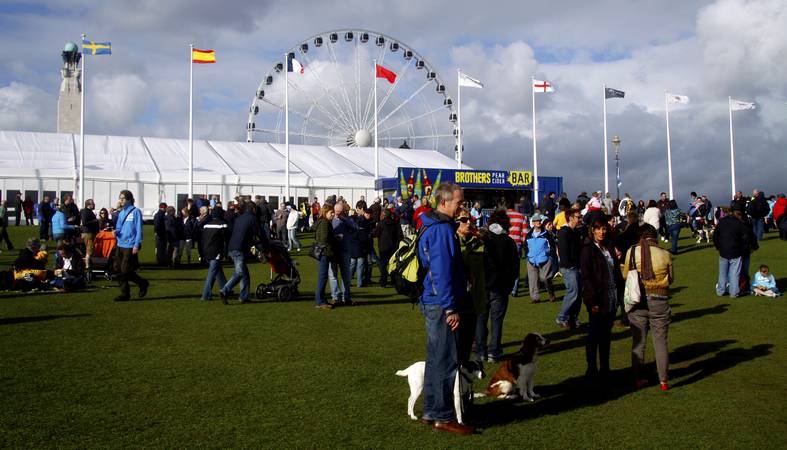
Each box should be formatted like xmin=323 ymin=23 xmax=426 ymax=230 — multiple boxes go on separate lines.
xmin=1 ymin=0 xmax=786 ymax=202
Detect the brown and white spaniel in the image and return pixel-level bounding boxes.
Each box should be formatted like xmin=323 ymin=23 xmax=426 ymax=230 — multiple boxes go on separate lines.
xmin=485 ymin=333 xmax=550 ymax=401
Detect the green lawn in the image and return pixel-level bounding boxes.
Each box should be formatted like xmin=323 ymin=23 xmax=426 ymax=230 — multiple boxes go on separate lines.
xmin=1 ymin=225 xmax=785 ymax=448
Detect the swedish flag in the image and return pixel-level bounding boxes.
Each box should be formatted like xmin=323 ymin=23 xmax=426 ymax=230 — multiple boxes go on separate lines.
xmin=82 ymin=39 xmax=111 ymax=55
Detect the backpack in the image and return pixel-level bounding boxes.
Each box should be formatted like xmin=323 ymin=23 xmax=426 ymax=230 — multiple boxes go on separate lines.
xmin=388 ymin=219 xmax=445 ymax=303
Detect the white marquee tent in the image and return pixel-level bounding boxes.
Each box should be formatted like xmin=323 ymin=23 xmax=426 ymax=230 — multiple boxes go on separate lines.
xmin=0 ymin=130 xmax=467 ymax=218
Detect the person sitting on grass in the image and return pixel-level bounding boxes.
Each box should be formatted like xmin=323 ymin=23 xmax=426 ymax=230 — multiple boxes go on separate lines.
xmin=51 ymin=243 xmax=86 ymax=292
xmin=752 ymin=265 xmax=780 ymax=298
xmin=13 ymin=237 xmax=50 ymax=290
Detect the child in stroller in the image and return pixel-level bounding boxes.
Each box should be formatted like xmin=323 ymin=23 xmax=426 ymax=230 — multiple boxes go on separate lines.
xmin=255 ymin=239 xmax=300 ymax=301
xmin=87 ymin=230 xmax=117 ymax=281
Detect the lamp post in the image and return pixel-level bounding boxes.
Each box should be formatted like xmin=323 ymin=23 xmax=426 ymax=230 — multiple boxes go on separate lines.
xmin=612 ymin=135 xmax=621 ymax=200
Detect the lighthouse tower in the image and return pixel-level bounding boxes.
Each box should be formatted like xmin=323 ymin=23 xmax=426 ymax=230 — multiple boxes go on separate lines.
xmin=57 ymin=42 xmax=81 ymax=134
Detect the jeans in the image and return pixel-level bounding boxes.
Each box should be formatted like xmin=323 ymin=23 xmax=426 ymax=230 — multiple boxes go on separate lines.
xmin=556 ymin=268 xmax=581 ymax=324
xmin=586 ymin=311 xmax=614 ymax=375
xmin=315 ymin=255 xmax=331 ymax=305
xmin=350 ymin=257 xmax=366 ymax=287
xmin=668 ymin=223 xmax=681 ymax=254
xmin=201 ymin=258 xmax=227 ymax=300
xmin=421 ymin=302 xmax=458 ymax=422
xmin=287 ymin=228 xmax=301 ymax=251
xmin=716 ymin=256 xmax=742 ymax=297
xmin=753 ymin=218 xmax=764 ymax=241
xmin=475 ymin=291 xmax=509 ymax=362
xmin=222 ymin=250 xmax=250 ymax=301
xmin=328 ymin=253 xmax=352 ymax=301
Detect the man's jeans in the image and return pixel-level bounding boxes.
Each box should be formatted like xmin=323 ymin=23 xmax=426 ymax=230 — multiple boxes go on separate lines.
xmin=350 ymin=257 xmax=366 ymax=287
xmin=222 ymin=250 xmax=250 ymax=301
xmin=753 ymin=218 xmax=764 ymax=241
xmin=421 ymin=303 xmax=458 ymax=422
xmin=668 ymin=223 xmax=681 ymax=254
xmin=287 ymin=228 xmax=301 ymax=250
xmin=475 ymin=292 xmax=509 ymax=362
xmin=556 ymin=267 xmax=581 ymax=324
xmin=716 ymin=256 xmax=742 ymax=297
xmin=202 ymin=258 xmax=227 ymax=300
xmin=328 ymin=254 xmax=352 ymax=301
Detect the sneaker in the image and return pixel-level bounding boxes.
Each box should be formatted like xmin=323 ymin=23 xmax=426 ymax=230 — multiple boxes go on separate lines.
xmin=555 ymin=319 xmax=570 ymax=329
xmin=572 ymin=320 xmax=582 ymax=329
xmin=660 ymin=382 xmax=669 ymax=392
xmin=554 ymin=271 xmax=562 ymax=278
xmin=315 ymin=303 xmax=333 ymax=310
xmin=486 ymin=356 xmax=499 ymax=364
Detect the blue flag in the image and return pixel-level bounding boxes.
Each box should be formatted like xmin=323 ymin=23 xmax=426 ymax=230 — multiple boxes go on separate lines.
xmin=82 ymin=40 xmax=111 ymax=55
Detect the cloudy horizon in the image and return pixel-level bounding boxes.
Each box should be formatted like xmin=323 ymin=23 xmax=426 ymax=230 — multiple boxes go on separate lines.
xmin=1 ymin=0 xmax=785 ymax=204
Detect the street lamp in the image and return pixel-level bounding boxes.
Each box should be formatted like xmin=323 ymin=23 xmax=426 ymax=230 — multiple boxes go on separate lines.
xmin=612 ymin=135 xmax=621 ymax=200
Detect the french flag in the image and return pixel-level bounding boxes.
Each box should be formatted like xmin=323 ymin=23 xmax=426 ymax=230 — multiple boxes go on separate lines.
xmin=287 ymin=53 xmax=304 ymax=74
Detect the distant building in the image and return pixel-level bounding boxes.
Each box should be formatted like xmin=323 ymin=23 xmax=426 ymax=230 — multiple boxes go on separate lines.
xmin=57 ymin=42 xmax=81 ymax=134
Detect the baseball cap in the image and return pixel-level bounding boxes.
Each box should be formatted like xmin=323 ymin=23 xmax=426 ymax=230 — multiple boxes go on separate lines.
xmin=531 ymin=213 xmax=545 ymax=222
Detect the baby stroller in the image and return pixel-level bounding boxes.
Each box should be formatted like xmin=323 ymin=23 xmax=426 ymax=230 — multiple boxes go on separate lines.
xmin=255 ymin=240 xmax=301 ymax=301
xmin=87 ymin=230 xmax=116 ymax=282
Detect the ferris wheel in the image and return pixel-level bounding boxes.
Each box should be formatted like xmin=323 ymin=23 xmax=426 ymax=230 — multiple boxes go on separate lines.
xmin=246 ymin=29 xmax=458 ymax=155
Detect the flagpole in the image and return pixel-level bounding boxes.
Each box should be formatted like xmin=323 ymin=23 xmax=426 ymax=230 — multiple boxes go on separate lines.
xmin=601 ymin=84 xmax=609 ymax=195
xmin=374 ymin=59 xmax=379 ymax=182
xmin=665 ymin=91 xmax=674 ymax=200
xmin=728 ymin=97 xmax=736 ymax=199
xmin=79 ymin=33 xmax=86 ymax=206
xmin=532 ymin=76 xmax=539 ymax=207
xmin=284 ymin=53 xmax=290 ymax=203
xmin=457 ymin=69 xmax=462 ymax=169
xmin=188 ymin=44 xmax=194 ymax=200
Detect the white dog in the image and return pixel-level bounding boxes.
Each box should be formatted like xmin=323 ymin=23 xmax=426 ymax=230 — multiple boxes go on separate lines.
xmin=395 ymin=360 xmax=484 ymax=424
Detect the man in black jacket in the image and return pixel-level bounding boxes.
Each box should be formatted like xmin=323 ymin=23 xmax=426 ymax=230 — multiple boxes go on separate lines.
xmin=556 ymin=208 xmax=583 ymax=328
xmin=200 ymin=209 xmax=229 ymax=301
xmin=476 ymin=210 xmax=519 ymax=364
xmin=38 ymin=195 xmax=55 ymax=240
xmin=747 ymin=190 xmax=769 ymax=242
xmin=63 ymin=194 xmax=80 ymax=228
xmin=714 ymin=204 xmax=758 ymax=297
xmin=80 ymin=199 xmax=100 ymax=270
xmin=219 ymin=202 xmax=262 ymax=304
xmin=153 ymin=203 xmax=168 ymax=266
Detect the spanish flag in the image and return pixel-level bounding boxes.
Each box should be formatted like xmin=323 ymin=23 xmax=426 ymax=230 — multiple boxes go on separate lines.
xmin=192 ymin=48 xmax=216 ymax=64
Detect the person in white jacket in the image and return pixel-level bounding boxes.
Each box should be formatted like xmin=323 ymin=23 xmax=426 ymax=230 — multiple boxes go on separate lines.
xmin=642 ymin=200 xmax=662 ymax=240
xmin=285 ymin=206 xmax=302 ymax=251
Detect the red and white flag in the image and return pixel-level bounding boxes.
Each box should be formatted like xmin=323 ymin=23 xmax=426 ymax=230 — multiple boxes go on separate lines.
xmin=375 ymin=64 xmax=396 ymax=84
xmin=533 ymin=79 xmax=554 ymax=93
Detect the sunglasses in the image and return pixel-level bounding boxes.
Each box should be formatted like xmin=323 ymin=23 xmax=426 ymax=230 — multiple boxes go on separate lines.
xmin=456 ymin=217 xmax=470 ymax=223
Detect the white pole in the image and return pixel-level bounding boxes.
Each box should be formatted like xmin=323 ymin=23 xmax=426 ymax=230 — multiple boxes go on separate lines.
xmin=601 ymin=84 xmax=609 ymax=195
xmin=457 ymin=69 xmax=462 ymax=169
xmin=374 ymin=59 xmax=379 ymax=181
xmin=188 ymin=44 xmax=194 ymax=200
xmin=665 ymin=92 xmax=674 ymax=200
xmin=285 ymin=53 xmax=290 ymax=203
xmin=79 ymin=33 xmax=86 ymax=206
xmin=532 ymin=76 xmax=539 ymax=207
xmin=728 ymin=97 xmax=736 ymax=199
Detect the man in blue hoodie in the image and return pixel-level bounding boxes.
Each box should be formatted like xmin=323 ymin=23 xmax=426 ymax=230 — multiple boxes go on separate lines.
xmin=113 ymin=190 xmax=148 ymax=301
xmin=417 ymin=182 xmax=473 ymax=436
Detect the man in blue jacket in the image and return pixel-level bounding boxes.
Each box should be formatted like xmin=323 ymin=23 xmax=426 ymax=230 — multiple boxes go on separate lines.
xmin=220 ymin=201 xmax=262 ymax=304
xmin=113 ymin=190 xmax=148 ymax=301
xmin=417 ymin=182 xmax=473 ymax=436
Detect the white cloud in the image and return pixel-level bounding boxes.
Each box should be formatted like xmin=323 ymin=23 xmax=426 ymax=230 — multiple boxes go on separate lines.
xmin=0 ymin=82 xmax=56 ymax=131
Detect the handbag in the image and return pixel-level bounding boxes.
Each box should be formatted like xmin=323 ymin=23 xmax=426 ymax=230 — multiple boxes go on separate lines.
xmin=309 ymin=241 xmax=327 ymax=260
xmin=623 ymin=246 xmax=643 ymax=312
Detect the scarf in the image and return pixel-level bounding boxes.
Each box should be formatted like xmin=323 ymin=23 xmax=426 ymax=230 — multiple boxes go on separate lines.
xmin=638 ymin=237 xmax=658 ymax=281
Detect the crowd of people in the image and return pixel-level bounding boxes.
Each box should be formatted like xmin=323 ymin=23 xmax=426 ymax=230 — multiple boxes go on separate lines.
xmin=1 ymin=184 xmax=783 ymax=435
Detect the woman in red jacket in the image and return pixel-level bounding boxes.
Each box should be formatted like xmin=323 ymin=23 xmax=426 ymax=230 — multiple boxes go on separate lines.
xmin=581 ymin=219 xmax=624 ymax=382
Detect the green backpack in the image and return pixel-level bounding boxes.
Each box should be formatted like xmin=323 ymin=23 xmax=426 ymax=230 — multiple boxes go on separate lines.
xmin=387 ymin=220 xmax=445 ymax=303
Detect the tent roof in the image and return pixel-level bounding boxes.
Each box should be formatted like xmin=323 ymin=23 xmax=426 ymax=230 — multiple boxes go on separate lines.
xmin=0 ymin=130 xmax=469 ymax=187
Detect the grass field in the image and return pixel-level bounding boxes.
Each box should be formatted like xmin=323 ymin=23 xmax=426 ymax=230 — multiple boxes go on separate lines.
xmin=1 ymin=225 xmax=786 ymax=449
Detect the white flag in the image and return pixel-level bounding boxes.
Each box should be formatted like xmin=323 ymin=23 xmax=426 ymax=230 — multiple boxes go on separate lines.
xmin=730 ymin=98 xmax=755 ymax=111
xmin=458 ymin=72 xmax=483 ymax=89
xmin=667 ymin=93 xmax=689 ymax=104
xmin=533 ymin=79 xmax=554 ymax=93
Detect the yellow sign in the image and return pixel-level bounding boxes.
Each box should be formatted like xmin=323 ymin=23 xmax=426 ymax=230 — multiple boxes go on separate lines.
xmin=507 ymin=170 xmax=532 ymax=186
xmin=455 ymin=171 xmax=491 ymax=184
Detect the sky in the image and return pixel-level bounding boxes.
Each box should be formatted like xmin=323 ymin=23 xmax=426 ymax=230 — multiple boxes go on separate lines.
xmin=0 ymin=0 xmax=786 ymax=203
